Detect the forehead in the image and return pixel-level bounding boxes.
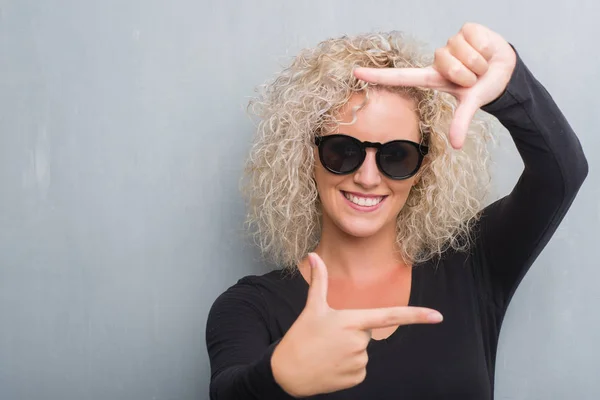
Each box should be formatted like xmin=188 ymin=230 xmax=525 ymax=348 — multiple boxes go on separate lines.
xmin=332 ymin=90 xmax=421 ymax=143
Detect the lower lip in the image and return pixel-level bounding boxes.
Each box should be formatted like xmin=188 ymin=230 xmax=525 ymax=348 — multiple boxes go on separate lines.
xmin=341 ymin=191 xmax=386 ymax=212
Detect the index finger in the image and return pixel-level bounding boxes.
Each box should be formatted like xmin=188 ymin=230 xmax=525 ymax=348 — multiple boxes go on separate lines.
xmin=342 ymin=306 xmax=443 ymax=330
xmin=353 ymin=66 xmax=448 ymax=89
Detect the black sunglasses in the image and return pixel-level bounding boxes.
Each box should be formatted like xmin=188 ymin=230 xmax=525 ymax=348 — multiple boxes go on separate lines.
xmin=314 ymin=134 xmax=428 ymax=180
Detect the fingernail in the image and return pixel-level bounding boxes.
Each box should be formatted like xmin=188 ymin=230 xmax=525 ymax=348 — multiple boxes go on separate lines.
xmin=428 ymin=312 xmax=443 ymax=323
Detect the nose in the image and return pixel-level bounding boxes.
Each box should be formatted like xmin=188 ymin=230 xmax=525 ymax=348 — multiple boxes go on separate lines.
xmin=353 ymin=149 xmax=381 ymax=189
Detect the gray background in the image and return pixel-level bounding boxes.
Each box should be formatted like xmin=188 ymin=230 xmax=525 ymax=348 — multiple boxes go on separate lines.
xmin=1 ymin=0 xmax=598 ymax=399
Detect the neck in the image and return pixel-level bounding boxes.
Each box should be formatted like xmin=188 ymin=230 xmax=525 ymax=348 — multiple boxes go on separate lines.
xmin=314 ymin=217 xmax=407 ymax=283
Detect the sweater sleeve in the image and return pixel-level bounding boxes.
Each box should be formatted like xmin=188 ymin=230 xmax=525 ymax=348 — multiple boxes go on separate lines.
xmin=205 ymin=278 xmax=289 ymax=399
xmin=476 ymin=48 xmax=588 ymax=310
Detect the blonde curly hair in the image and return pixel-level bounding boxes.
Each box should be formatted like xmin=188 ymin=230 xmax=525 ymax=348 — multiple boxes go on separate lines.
xmin=244 ymin=31 xmax=493 ymax=268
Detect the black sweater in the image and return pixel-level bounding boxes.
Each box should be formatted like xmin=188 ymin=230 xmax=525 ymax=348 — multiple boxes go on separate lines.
xmin=205 ymin=50 xmax=588 ymax=399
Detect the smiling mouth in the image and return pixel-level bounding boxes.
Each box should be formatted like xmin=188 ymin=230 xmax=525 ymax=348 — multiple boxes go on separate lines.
xmin=341 ymin=191 xmax=387 ymax=207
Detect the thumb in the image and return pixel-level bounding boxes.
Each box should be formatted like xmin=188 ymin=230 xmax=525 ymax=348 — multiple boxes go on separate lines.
xmin=305 ymin=253 xmax=329 ymax=311
xmin=449 ymin=96 xmax=480 ymax=150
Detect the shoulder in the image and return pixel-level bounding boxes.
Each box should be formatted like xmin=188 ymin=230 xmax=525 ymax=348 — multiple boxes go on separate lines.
xmin=235 ymin=268 xmax=300 ymax=297
xmin=208 ymin=268 xmax=300 ymax=317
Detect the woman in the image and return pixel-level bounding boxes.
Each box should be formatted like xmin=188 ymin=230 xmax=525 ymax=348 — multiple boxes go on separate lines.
xmin=206 ymin=23 xmax=588 ymax=399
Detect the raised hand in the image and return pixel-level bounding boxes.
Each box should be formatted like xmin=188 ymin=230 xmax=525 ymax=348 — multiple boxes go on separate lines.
xmin=271 ymin=253 xmax=443 ymax=397
xmin=353 ymin=23 xmax=517 ymax=149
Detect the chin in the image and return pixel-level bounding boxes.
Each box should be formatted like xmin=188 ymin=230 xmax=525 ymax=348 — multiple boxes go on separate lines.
xmin=335 ymin=218 xmax=391 ymax=239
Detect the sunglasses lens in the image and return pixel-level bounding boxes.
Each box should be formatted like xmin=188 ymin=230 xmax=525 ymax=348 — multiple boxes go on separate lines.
xmin=378 ymin=142 xmax=422 ymax=178
xmin=321 ymin=136 xmax=363 ymax=173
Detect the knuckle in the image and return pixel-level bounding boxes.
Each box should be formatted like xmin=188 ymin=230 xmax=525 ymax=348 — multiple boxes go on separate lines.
xmin=359 ymin=352 xmax=369 ymax=367
xmin=434 ymin=47 xmax=446 ymax=59
xmin=423 ymin=70 xmax=440 ymax=88
xmin=408 ymin=310 xmax=425 ymax=325
xmin=479 ymin=41 xmax=491 ymax=54
xmin=349 ymin=335 xmax=363 ymax=351
xmin=376 ymin=311 xmax=395 ymax=327
xmin=421 ymin=309 xmax=433 ymax=323
xmin=462 ymin=22 xmax=479 ymax=34
xmin=466 ymin=75 xmax=477 ymax=87
xmin=462 ymin=23 xmax=486 ymax=49
xmin=384 ymin=313 xmax=397 ymax=327
xmin=467 ymin=54 xmax=479 ymax=68
xmin=350 ymin=352 xmax=369 ymax=370
xmin=352 ymin=369 xmax=367 ymax=386
xmin=362 ymin=330 xmax=373 ymax=346
xmin=423 ymin=73 xmax=433 ymax=87
xmin=448 ymin=64 xmax=462 ymax=79
xmin=359 ymin=333 xmax=371 ymax=348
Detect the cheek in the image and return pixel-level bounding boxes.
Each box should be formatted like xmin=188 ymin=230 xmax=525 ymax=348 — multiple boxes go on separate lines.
xmin=313 ymin=166 xmax=355 ymax=218
xmin=389 ymin=180 xmax=417 ymax=206
xmin=314 ymin=166 xmax=343 ymax=196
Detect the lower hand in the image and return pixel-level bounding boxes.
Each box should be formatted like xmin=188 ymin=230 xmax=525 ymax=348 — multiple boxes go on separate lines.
xmin=271 ymin=253 xmax=443 ymax=397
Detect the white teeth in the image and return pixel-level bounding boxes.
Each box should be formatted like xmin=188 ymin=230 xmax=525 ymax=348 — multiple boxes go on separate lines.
xmin=344 ymin=192 xmax=383 ymax=207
